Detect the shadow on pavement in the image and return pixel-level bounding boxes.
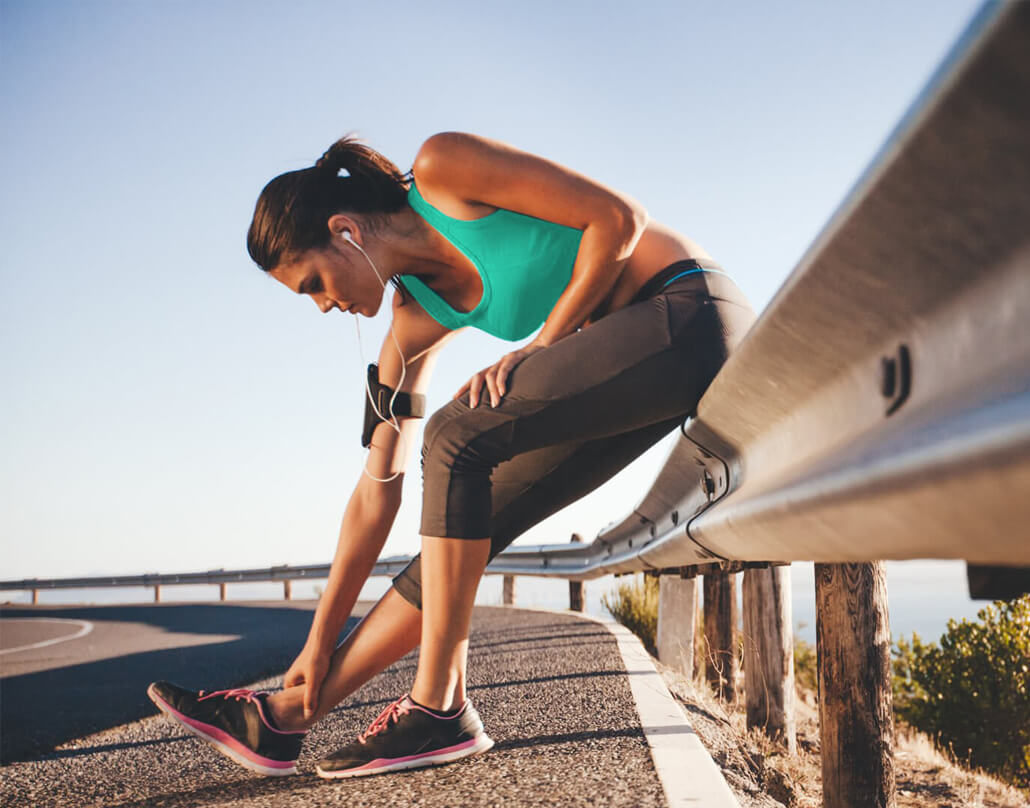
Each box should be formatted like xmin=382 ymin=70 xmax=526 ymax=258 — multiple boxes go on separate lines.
xmin=0 ymin=603 xmax=357 ymax=764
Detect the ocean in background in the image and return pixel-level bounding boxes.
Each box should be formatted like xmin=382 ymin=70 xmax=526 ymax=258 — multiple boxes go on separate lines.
xmin=2 ymin=560 xmax=996 ymax=649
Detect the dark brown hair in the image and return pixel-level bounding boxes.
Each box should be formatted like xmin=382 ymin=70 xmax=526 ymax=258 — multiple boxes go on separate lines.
xmin=247 ymin=133 xmax=413 ymax=302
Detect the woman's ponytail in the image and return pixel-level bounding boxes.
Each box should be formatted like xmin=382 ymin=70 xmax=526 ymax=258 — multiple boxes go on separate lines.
xmin=247 ymin=132 xmax=413 ymax=299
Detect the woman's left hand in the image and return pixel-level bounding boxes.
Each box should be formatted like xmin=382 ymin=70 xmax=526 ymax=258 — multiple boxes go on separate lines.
xmin=454 ymin=343 xmax=547 ymax=408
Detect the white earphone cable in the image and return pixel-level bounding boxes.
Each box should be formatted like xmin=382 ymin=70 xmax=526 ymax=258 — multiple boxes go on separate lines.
xmin=342 ymin=232 xmax=408 ymax=484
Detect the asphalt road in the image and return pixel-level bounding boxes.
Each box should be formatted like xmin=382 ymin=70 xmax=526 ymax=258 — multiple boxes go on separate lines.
xmin=0 ymin=602 xmax=666 ymax=807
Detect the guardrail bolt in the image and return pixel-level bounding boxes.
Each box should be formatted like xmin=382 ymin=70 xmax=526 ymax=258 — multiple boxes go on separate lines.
xmin=880 ymin=356 xmax=897 ymax=398
xmin=702 ymin=469 xmax=716 ymax=500
xmin=880 ymin=344 xmax=912 ymax=415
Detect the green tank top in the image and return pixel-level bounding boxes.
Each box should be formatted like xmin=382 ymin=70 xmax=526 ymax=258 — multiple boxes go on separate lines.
xmin=398 ymin=179 xmax=585 ymax=341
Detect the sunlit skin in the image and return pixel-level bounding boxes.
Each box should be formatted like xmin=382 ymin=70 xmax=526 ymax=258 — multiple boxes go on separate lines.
xmin=268 ymin=212 xmax=432 ymax=318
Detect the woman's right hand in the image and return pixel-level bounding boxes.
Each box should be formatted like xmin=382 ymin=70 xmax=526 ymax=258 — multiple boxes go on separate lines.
xmin=283 ymin=641 xmax=332 ymax=720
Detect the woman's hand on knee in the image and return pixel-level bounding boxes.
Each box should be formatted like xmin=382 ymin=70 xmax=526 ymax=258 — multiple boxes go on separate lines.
xmin=454 ymin=344 xmax=545 ymax=408
xmin=284 ymin=642 xmax=332 ymax=720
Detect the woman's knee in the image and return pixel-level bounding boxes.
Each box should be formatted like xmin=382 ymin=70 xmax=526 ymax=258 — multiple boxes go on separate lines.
xmin=420 ymin=400 xmax=467 ymax=469
xmin=420 ymin=400 xmax=514 ymax=475
xmin=422 ymin=400 xmax=462 ymax=450
xmin=391 ymin=563 xmax=424 ymax=611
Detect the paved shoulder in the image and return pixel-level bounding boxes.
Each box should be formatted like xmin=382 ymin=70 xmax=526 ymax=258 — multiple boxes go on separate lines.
xmin=1 ymin=605 xmax=667 ymax=808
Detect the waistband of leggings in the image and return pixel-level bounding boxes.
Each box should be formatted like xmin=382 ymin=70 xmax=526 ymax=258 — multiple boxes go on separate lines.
xmin=632 ymin=258 xmax=746 ymax=305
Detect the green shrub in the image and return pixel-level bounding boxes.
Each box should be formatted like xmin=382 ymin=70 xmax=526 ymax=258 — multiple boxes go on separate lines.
xmin=892 ymin=594 xmax=1030 ymax=787
xmin=602 ymin=573 xmax=660 ymax=656
xmin=793 ymin=633 xmax=818 ymax=693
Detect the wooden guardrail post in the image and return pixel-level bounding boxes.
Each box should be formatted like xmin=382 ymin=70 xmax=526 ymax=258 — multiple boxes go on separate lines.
xmin=568 ymin=579 xmax=584 ymax=611
xmin=283 ymin=580 xmax=292 ymax=600
xmin=742 ymin=563 xmax=796 ymax=753
xmin=657 ymin=569 xmax=698 ymax=678
xmin=569 ymin=533 xmax=584 ymax=611
xmin=703 ymin=564 xmax=739 ymax=701
xmin=219 ymin=582 xmax=227 ymax=601
xmin=31 ymin=588 xmax=39 ymax=605
xmin=694 ymin=575 xmax=705 ymax=680
xmin=503 ymin=575 xmax=516 ymax=606
xmin=815 ymin=562 xmax=895 ymax=808
xmin=153 ymin=585 xmax=161 ymax=603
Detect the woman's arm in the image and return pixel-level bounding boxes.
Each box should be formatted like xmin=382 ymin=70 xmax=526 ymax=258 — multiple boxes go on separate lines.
xmin=286 ymin=291 xmax=455 ymax=716
xmin=412 ymin=131 xmax=650 ymax=346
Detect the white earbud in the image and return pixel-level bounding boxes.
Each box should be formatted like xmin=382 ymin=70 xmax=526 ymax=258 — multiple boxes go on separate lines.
xmin=339 ymin=226 xmax=410 ymax=484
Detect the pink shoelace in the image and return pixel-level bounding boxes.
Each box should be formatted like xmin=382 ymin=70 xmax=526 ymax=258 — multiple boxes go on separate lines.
xmin=197 ymin=687 xmax=265 ymax=704
xmin=358 ymin=694 xmax=411 ymax=744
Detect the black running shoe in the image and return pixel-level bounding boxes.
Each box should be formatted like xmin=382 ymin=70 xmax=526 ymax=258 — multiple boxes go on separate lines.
xmin=147 ymin=681 xmax=307 ymax=776
xmin=315 ymin=693 xmax=494 ymax=779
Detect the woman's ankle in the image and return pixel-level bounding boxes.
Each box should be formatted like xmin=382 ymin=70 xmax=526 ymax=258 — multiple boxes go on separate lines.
xmin=409 ymin=682 xmax=467 ymax=714
xmin=265 ymin=690 xmax=316 ymax=732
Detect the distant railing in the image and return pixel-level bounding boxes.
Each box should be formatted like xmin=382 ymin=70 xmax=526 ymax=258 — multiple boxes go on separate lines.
xmin=0 ymin=559 xmax=409 ymax=605
xmin=0 ymin=550 xmax=590 ymax=607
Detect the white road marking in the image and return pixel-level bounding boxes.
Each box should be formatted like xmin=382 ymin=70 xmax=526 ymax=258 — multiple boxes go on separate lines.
xmin=0 ymin=618 xmax=95 ymax=655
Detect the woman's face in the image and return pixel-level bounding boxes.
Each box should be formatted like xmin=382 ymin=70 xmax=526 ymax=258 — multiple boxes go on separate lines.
xmin=270 ymin=242 xmax=384 ymax=317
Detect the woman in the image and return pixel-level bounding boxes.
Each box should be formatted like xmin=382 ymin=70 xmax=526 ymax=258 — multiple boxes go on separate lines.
xmin=147 ymin=131 xmax=757 ymax=779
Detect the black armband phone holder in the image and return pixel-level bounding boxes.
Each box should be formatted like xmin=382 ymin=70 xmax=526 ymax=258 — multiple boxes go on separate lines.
xmin=362 ymin=362 xmax=427 ymax=448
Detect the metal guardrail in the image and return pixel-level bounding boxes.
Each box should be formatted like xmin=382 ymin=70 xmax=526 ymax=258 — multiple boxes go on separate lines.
xmin=489 ymin=0 xmax=1030 ymax=581
xmin=3 ymin=2 xmax=1027 ymax=601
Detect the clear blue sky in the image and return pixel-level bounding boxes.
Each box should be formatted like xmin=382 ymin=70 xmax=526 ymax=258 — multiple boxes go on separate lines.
xmin=2 ymin=0 xmax=983 ymax=582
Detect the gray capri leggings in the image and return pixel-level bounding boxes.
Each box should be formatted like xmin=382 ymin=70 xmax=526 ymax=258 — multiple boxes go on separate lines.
xmin=391 ymin=258 xmax=757 ymax=610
